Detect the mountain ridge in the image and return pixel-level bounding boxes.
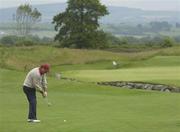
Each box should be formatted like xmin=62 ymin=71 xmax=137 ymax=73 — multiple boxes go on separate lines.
xmin=0 ymin=3 xmax=179 ymax=24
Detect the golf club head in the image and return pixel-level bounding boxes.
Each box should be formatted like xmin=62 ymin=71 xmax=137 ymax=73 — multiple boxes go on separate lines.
xmin=44 ymin=97 xmax=52 ymax=106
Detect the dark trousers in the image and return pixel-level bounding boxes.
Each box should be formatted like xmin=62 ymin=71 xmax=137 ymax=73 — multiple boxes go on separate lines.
xmin=23 ymin=86 xmax=37 ymax=120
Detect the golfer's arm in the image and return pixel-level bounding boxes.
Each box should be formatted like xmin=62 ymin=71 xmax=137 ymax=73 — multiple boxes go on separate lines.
xmin=32 ymin=79 xmax=44 ymax=93
xmin=43 ymin=86 xmax=47 ymax=92
xmin=35 ymin=84 xmax=44 ymax=93
xmin=41 ymin=84 xmax=47 ymax=93
xmin=42 ymin=76 xmax=48 ymax=92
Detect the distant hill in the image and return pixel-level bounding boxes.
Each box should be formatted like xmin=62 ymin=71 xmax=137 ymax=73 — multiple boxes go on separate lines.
xmin=0 ymin=3 xmax=179 ymax=24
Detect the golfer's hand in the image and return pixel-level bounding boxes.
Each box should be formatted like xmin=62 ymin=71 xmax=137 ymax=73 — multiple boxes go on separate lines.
xmin=42 ymin=91 xmax=48 ymax=98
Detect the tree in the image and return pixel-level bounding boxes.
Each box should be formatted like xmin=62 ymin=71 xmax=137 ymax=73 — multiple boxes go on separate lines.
xmin=160 ymin=37 xmax=174 ymax=48
xmin=0 ymin=35 xmax=19 ymax=45
xmin=52 ymin=0 xmax=109 ymax=49
xmin=13 ymin=4 xmax=41 ymax=36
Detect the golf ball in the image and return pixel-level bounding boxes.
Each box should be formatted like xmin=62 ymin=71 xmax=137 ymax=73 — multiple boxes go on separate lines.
xmin=64 ymin=120 xmax=66 ymax=122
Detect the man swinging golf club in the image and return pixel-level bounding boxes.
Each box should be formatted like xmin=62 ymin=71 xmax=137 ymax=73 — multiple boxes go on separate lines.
xmin=23 ymin=64 xmax=50 ymax=123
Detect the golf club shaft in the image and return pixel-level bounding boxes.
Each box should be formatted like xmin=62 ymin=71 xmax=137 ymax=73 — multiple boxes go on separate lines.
xmin=44 ymin=97 xmax=51 ymax=105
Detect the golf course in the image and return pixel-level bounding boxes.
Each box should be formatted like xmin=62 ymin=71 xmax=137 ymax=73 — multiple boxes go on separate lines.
xmin=1 ymin=46 xmax=180 ymax=132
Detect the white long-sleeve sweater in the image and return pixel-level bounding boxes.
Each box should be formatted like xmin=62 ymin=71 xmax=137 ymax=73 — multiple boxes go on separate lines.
xmin=23 ymin=67 xmax=47 ymax=92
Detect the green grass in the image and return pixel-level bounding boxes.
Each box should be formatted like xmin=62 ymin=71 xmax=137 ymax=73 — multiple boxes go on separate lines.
xmin=1 ymin=46 xmax=180 ymax=132
xmin=1 ymin=69 xmax=180 ymax=132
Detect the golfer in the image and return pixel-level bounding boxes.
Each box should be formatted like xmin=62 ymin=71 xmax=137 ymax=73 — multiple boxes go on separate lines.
xmin=23 ymin=64 xmax=50 ymax=123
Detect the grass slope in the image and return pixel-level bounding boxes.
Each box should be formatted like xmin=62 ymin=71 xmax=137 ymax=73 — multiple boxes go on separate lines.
xmin=0 ymin=46 xmax=127 ymax=70
xmin=1 ymin=46 xmax=180 ymax=71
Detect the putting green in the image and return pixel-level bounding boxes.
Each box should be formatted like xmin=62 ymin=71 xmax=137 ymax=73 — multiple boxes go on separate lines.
xmin=63 ymin=66 xmax=180 ymax=86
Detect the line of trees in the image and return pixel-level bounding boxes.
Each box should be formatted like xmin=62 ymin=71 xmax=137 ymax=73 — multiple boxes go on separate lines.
xmin=105 ymin=21 xmax=174 ymax=36
xmin=0 ymin=35 xmax=53 ymax=46
xmin=1 ymin=33 xmax=178 ymax=49
xmin=107 ymin=34 xmax=176 ymax=48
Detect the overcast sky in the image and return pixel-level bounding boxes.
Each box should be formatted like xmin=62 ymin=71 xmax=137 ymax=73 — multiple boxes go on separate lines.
xmin=0 ymin=0 xmax=179 ymax=11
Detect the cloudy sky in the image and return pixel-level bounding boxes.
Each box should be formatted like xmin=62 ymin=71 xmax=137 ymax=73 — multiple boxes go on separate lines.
xmin=0 ymin=0 xmax=179 ymax=11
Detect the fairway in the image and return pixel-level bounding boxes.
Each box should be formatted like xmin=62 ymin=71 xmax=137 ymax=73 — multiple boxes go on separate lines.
xmin=1 ymin=55 xmax=180 ymax=132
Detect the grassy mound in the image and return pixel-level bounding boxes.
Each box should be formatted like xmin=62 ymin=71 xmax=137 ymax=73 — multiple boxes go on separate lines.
xmin=1 ymin=46 xmax=180 ymax=71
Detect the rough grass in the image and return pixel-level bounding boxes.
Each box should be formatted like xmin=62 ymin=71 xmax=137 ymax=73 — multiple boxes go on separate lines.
xmin=1 ymin=46 xmax=180 ymax=71
xmin=0 ymin=46 xmax=126 ymax=70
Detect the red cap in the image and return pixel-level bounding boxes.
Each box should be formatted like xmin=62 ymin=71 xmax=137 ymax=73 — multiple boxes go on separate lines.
xmin=40 ymin=64 xmax=50 ymax=72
